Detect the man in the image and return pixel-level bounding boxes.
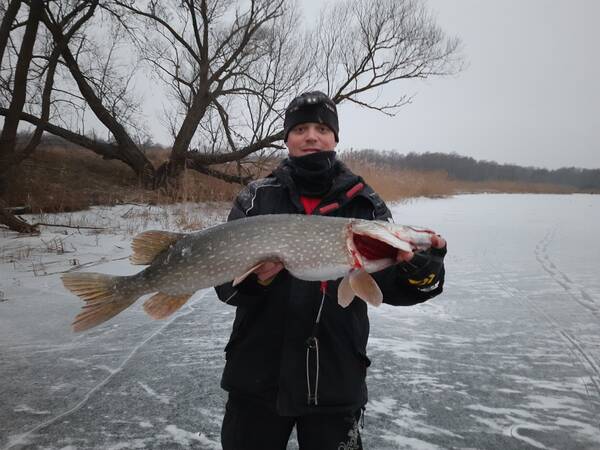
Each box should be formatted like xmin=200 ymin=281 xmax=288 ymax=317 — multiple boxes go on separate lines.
xmin=215 ymin=91 xmax=447 ymax=450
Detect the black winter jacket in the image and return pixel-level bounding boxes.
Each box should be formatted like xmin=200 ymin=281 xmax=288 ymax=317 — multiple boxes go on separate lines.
xmin=214 ymin=160 xmax=446 ymax=416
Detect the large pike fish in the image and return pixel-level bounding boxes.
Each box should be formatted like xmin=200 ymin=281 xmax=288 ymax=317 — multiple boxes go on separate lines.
xmin=62 ymin=214 xmax=438 ymax=332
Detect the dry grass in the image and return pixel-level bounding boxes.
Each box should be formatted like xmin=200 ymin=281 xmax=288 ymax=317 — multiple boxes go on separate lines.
xmin=345 ymin=160 xmax=453 ymax=200
xmin=342 ymin=156 xmax=580 ymax=200
xmin=2 ymin=146 xmax=582 ymax=214
xmin=4 ymin=146 xmax=242 ymax=213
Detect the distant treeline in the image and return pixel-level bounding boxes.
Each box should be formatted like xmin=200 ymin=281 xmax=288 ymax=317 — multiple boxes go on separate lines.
xmin=349 ymin=150 xmax=600 ymax=191
xmin=23 ymin=134 xmax=600 ymax=190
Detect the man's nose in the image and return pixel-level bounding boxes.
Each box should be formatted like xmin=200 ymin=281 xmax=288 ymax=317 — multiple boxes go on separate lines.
xmin=304 ymin=127 xmax=318 ymax=141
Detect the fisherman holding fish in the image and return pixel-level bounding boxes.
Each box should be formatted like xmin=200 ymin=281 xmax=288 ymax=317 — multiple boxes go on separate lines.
xmin=61 ymin=91 xmax=447 ymax=448
xmin=215 ymin=91 xmax=447 ymax=450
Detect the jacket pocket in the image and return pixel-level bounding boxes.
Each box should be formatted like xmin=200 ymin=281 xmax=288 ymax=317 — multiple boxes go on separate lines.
xmin=349 ymin=306 xmax=370 ymax=368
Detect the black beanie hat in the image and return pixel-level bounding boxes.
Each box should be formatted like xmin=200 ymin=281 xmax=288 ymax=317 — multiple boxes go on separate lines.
xmin=284 ymin=91 xmax=339 ymax=142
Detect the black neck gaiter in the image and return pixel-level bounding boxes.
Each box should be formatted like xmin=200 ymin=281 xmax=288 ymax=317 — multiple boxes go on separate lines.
xmin=287 ymin=151 xmax=338 ymax=197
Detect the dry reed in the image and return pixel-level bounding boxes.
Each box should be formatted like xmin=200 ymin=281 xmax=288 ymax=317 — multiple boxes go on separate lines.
xmin=2 ymin=146 xmax=581 ymax=214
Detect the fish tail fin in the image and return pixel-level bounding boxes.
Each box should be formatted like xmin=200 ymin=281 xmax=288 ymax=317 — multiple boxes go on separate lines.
xmin=143 ymin=292 xmax=193 ymax=320
xmin=61 ymin=272 xmax=138 ymax=332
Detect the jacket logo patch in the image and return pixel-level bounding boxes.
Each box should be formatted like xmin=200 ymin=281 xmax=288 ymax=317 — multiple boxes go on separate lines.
xmin=408 ymin=273 xmax=436 ymax=286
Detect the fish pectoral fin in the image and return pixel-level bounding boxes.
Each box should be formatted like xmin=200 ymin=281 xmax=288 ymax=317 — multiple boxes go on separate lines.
xmin=232 ymin=262 xmax=268 ymax=287
xmin=337 ymin=274 xmax=355 ymax=308
xmin=348 ymin=270 xmax=383 ymax=307
xmin=143 ymin=292 xmax=192 ymax=319
xmin=130 ymin=230 xmax=185 ymax=265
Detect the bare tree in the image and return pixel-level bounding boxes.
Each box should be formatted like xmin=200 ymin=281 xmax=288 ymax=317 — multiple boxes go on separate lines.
xmin=0 ymin=1 xmax=156 ymax=185
xmin=109 ymin=0 xmax=461 ymax=177
xmin=0 ymin=0 xmax=154 ymax=231
xmin=1 ymin=0 xmax=463 ymax=232
xmin=0 ymin=1 xmax=103 ymax=176
xmin=314 ymin=0 xmax=462 ymax=111
xmin=107 ymin=0 xmax=310 ymax=184
xmin=40 ymin=1 xmax=156 ymax=186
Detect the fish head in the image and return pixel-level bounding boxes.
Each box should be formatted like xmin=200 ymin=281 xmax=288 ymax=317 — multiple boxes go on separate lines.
xmin=346 ymin=219 xmax=435 ymax=272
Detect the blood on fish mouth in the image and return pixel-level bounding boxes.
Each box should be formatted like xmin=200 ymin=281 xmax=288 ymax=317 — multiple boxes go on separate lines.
xmin=353 ymin=234 xmax=398 ymax=261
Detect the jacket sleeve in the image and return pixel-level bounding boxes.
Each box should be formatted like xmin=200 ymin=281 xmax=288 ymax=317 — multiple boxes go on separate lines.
xmin=368 ymin=199 xmax=447 ymax=306
xmin=213 ymin=191 xmax=273 ymax=307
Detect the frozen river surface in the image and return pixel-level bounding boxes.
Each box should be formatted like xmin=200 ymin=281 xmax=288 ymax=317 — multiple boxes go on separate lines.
xmin=1 ymin=194 xmax=599 ymax=449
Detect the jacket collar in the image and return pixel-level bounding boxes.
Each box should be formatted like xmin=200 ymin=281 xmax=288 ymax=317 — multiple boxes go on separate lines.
xmin=271 ymin=158 xmax=366 ymax=214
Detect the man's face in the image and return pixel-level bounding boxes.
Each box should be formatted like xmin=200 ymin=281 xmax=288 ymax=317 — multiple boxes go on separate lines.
xmin=286 ymin=122 xmax=337 ymax=157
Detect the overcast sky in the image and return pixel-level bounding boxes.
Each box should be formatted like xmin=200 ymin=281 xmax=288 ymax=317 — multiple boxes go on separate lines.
xmin=294 ymin=0 xmax=599 ymax=170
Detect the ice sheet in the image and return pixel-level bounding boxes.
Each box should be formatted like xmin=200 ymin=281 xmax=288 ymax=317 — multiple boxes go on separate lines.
xmin=1 ymin=195 xmax=599 ymax=449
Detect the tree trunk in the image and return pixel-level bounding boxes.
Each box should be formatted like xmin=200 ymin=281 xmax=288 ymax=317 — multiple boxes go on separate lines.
xmin=41 ymin=6 xmax=156 ymax=188
xmin=159 ymin=92 xmax=212 ymax=185
xmin=0 ymin=0 xmax=21 ymax=63
xmin=60 ymin=45 xmax=156 ymax=187
xmin=0 ymin=0 xmax=43 ymax=234
xmin=0 ymin=199 xmax=37 ymax=234
xmin=0 ymin=0 xmax=42 ymax=159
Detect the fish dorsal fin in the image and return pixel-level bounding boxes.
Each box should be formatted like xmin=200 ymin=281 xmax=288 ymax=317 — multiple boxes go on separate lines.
xmin=349 ymin=269 xmax=383 ymax=307
xmin=143 ymin=292 xmax=192 ymax=319
xmin=130 ymin=230 xmax=184 ymax=265
xmin=337 ymin=274 xmax=355 ymax=308
xmin=232 ymin=262 xmax=268 ymax=287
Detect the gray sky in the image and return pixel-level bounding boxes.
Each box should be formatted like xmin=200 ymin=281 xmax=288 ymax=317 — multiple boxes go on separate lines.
xmin=298 ymin=0 xmax=600 ymax=169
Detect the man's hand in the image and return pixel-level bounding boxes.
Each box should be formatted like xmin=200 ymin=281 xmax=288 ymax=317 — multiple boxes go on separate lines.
xmin=254 ymin=261 xmax=284 ymax=282
xmin=396 ymin=234 xmax=447 ymax=263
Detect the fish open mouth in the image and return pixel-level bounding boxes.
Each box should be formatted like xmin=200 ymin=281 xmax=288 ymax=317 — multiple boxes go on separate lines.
xmin=352 ymin=234 xmax=398 ymax=261
xmin=348 ymin=220 xmax=414 ymax=259
xmin=346 ymin=221 xmax=416 ymax=272
xmin=340 ymin=222 xmax=416 ymax=307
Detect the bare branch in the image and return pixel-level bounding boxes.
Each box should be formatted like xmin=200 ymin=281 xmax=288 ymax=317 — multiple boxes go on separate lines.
xmin=185 ymin=161 xmax=252 ymax=185
xmin=0 ymin=106 xmax=122 ymax=160
xmin=312 ymin=0 xmax=463 ymax=115
xmin=111 ymin=1 xmax=202 ymax=64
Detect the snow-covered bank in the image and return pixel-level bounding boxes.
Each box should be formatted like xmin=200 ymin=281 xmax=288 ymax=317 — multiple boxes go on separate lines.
xmin=0 ymin=203 xmax=229 ymax=345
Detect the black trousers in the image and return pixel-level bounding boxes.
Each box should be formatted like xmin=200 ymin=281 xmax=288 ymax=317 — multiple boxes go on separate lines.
xmin=221 ymin=395 xmax=363 ymax=450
